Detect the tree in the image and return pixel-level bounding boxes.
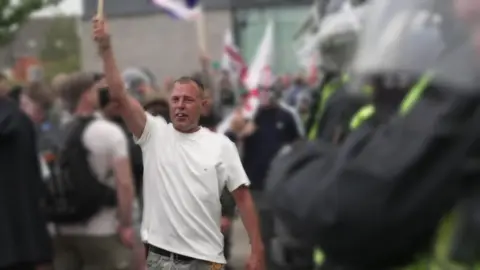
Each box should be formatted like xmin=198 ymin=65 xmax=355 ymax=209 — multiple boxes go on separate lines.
xmin=40 ymin=16 xmax=80 ymax=82
xmin=0 ymin=0 xmax=58 ymax=46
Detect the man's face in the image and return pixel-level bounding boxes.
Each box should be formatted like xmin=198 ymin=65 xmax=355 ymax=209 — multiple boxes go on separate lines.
xmin=259 ymin=88 xmax=275 ymax=107
xmin=169 ymin=81 xmax=205 ymax=132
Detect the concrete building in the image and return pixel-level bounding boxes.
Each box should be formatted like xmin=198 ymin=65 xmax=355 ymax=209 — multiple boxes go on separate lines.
xmin=80 ymin=0 xmax=313 ymax=82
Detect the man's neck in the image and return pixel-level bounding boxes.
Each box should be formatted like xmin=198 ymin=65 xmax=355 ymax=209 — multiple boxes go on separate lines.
xmin=175 ymin=125 xmax=201 ymax=134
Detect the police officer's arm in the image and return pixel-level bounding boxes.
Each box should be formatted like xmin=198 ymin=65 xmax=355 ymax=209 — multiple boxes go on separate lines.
xmin=93 ymin=17 xmax=146 ymax=139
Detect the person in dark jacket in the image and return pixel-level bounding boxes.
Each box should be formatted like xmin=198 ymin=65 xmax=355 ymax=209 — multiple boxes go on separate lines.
xmin=0 ymin=84 xmax=53 ymax=270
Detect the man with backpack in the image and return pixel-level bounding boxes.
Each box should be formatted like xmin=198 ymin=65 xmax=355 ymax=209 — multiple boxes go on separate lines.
xmin=51 ymin=72 xmax=137 ymax=270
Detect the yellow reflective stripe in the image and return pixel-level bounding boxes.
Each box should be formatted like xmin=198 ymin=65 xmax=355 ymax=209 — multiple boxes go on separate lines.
xmin=434 ymin=214 xmax=457 ymax=269
xmin=308 ymin=82 xmax=340 ymax=140
xmin=349 ymin=74 xmax=430 ymax=132
xmin=395 ymin=75 xmax=475 ymax=269
xmin=349 ymin=105 xmax=375 ymax=130
xmin=399 ymin=74 xmax=432 ymax=116
xmin=406 ymin=214 xmax=471 ymax=270
xmin=314 ymin=248 xmax=325 ymax=265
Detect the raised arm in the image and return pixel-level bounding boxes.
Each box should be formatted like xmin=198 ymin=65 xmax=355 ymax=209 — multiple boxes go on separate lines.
xmin=93 ymin=17 xmax=146 ymax=138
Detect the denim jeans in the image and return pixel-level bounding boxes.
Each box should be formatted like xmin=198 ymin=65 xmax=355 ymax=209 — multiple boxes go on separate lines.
xmin=146 ymin=251 xmax=225 ymax=270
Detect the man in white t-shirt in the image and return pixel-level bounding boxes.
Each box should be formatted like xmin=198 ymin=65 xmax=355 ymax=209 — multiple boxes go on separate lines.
xmin=93 ymin=17 xmax=265 ymax=270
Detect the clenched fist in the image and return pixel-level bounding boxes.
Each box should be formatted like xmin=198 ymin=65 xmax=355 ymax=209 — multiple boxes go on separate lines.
xmin=92 ymin=16 xmax=111 ymax=53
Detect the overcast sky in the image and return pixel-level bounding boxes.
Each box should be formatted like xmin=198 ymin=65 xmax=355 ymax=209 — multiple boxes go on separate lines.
xmin=34 ymin=0 xmax=82 ymax=17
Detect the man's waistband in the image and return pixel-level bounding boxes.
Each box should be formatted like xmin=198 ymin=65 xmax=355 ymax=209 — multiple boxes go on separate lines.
xmin=147 ymin=244 xmax=195 ymax=262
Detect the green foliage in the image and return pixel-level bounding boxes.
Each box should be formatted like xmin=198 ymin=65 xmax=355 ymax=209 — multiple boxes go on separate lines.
xmin=0 ymin=0 xmax=57 ymax=46
xmin=40 ymin=16 xmax=80 ymax=82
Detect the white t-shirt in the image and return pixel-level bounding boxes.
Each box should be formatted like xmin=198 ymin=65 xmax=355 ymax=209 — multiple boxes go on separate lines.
xmin=137 ymin=113 xmax=249 ymax=264
xmin=58 ymin=115 xmax=129 ymax=235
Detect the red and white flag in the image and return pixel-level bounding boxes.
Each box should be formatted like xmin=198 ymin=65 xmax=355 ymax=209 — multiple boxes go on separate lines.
xmin=217 ymin=21 xmax=275 ymax=133
xmin=242 ymin=20 xmax=275 ymax=117
xmin=221 ymin=29 xmax=248 ymax=83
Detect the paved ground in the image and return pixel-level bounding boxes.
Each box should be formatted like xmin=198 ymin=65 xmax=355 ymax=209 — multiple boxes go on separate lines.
xmin=229 ymin=218 xmax=250 ymax=269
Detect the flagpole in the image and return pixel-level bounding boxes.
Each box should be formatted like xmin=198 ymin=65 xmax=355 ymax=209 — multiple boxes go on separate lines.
xmin=97 ymin=0 xmax=104 ymax=17
xmin=196 ymin=5 xmax=207 ymax=55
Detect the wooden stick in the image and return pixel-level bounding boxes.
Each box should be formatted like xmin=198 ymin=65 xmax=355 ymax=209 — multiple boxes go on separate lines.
xmin=196 ymin=6 xmax=207 ymax=55
xmin=97 ymin=0 xmax=104 ymax=18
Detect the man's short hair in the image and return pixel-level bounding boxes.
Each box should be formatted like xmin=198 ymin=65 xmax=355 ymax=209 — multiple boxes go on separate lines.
xmin=61 ymin=72 xmax=101 ymax=112
xmin=173 ymin=76 xmax=205 ymax=95
xmin=24 ymin=82 xmax=54 ymax=111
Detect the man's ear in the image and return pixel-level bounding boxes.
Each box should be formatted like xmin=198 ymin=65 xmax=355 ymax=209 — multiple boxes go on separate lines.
xmin=201 ymin=98 xmax=208 ymax=108
xmin=198 ymin=99 xmax=207 ymax=116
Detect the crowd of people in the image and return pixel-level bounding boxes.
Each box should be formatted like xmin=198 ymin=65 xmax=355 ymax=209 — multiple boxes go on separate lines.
xmin=6 ymin=0 xmax=480 ymax=270
xmin=0 ymin=11 xmax=319 ymax=270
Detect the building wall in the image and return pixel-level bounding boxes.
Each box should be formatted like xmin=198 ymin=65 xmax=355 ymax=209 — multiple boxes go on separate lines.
xmin=79 ymin=10 xmax=231 ymax=83
xmin=79 ymin=0 xmax=311 ymax=82
xmin=82 ymin=0 xmax=230 ymax=19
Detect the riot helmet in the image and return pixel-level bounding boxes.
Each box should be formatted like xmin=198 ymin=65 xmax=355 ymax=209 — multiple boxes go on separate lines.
xmin=352 ymin=0 xmax=480 ymax=92
xmin=317 ymin=1 xmax=369 ymax=72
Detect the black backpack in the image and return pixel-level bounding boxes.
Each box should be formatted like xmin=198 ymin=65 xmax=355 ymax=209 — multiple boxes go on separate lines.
xmin=266 ymin=90 xmax=480 ymax=268
xmin=43 ymin=116 xmax=117 ymax=224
